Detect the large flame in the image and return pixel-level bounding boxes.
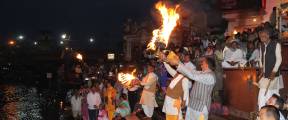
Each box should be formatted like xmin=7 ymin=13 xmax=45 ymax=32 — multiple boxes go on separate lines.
xmin=117 ymin=69 xmax=137 ymax=87
xmin=147 ymin=2 xmax=180 ymax=50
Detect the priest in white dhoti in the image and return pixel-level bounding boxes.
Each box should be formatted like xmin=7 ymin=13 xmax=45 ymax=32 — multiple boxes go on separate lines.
xmin=254 ymin=29 xmax=283 ymax=110
xmin=162 ymin=62 xmax=190 ymax=120
xmin=163 ymin=52 xmax=216 ymax=120
xmin=222 ymin=41 xmax=247 ymax=68
xmin=138 ymin=64 xmax=158 ymax=118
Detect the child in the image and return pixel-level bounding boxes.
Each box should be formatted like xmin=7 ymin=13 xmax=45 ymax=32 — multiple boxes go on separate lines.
xmin=98 ymin=104 xmax=109 ymax=120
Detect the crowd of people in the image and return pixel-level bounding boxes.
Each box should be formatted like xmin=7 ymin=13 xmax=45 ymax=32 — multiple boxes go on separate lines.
xmin=59 ymin=21 xmax=287 ymax=120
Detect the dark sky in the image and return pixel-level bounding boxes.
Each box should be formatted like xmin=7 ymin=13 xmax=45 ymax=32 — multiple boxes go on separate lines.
xmin=0 ymin=0 xmax=157 ymax=50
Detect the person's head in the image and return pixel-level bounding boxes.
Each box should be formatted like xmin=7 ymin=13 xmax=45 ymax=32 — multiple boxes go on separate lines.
xmin=120 ymin=94 xmax=128 ymax=101
xmin=147 ymin=64 xmax=155 ymax=73
xmin=199 ymin=57 xmax=215 ymax=71
xmin=259 ymin=105 xmax=280 ymax=120
xmin=267 ymin=94 xmax=284 ymax=109
xmin=206 ymin=47 xmax=213 ymax=52
xmin=247 ymin=42 xmax=255 ymax=50
xmin=183 ymin=54 xmax=191 ymax=63
xmin=91 ymin=85 xmax=98 ymax=93
xmin=99 ymin=104 xmax=105 ymax=110
xmin=73 ymin=90 xmax=78 ymax=96
xmin=259 ymin=29 xmax=271 ymax=44
xmin=106 ymin=81 xmax=112 ymax=88
xmin=230 ymin=41 xmax=238 ymax=49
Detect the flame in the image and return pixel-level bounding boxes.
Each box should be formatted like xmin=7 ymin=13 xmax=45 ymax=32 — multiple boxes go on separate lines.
xmin=76 ymin=53 xmax=83 ymax=61
xmin=147 ymin=2 xmax=180 ymax=50
xmin=8 ymin=40 xmax=16 ymax=46
xmin=118 ymin=69 xmax=136 ymax=87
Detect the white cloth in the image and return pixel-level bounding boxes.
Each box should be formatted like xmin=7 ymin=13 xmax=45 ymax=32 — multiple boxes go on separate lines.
xmin=258 ymin=76 xmax=284 ymax=90
xmin=258 ymin=88 xmax=279 ymax=110
xmin=140 ymin=72 xmax=158 ymax=90
xmin=222 ymin=48 xmax=247 ymax=68
xmin=169 ymin=74 xmax=183 ymax=88
xmin=139 ymin=72 xmax=158 ymax=107
xmin=139 ymin=90 xmax=158 ymax=107
xmin=162 ymin=63 xmax=190 ymax=119
xmin=87 ymin=92 xmax=102 ymax=110
xmin=183 ymin=61 xmax=196 ymax=72
xmin=280 ymin=112 xmax=285 ymax=120
xmin=71 ymin=95 xmax=82 ymax=118
xmin=185 ymin=106 xmax=209 ymax=120
xmin=71 ymin=96 xmax=82 ymax=112
xmin=202 ymin=39 xmax=209 ymax=49
xmin=72 ymin=110 xmax=81 ymax=118
xmin=142 ymin=104 xmax=154 ymax=117
xmin=164 ymin=62 xmax=190 ymax=105
xmin=162 ymin=96 xmax=183 ymax=119
xmin=248 ymin=49 xmax=260 ymax=62
xmin=223 ymin=46 xmax=233 ymax=60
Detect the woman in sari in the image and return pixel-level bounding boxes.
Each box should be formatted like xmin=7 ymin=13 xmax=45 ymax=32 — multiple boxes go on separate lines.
xmin=115 ymin=94 xmax=131 ymax=118
xmin=104 ymin=82 xmax=117 ymax=120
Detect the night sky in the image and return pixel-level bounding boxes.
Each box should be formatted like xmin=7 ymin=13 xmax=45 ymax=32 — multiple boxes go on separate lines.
xmin=0 ymin=0 xmax=157 ymax=50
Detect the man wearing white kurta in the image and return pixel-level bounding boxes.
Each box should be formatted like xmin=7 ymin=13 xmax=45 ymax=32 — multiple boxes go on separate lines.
xmin=162 ymin=62 xmax=190 ymax=120
xmin=222 ymin=41 xmax=247 ymax=68
xmin=256 ymin=29 xmax=283 ymax=110
xmin=139 ymin=64 xmax=158 ymax=118
xmin=71 ymin=92 xmax=82 ymax=119
xmin=165 ymin=53 xmax=216 ymax=120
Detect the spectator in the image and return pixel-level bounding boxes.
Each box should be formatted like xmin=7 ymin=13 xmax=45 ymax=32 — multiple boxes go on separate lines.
xmin=222 ymin=41 xmax=246 ymax=68
xmin=104 ymin=82 xmax=117 ymax=120
xmin=87 ymin=85 xmax=102 ymax=120
xmin=259 ymin=105 xmax=280 ymax=120
xmin=115 ymin=94 xmax=131 ymax=118
xmin=98 ymin=104 xmax=109 ymax=120
xmin=246 ymin=42 xmax=260 ymax=67
xmin=204 ymin=46 xmax=214 ymax=58
xmin=266 ymin=94 xmax=285 ymax=120
xmin=80 ymin=85 xmax=89 ymax=120
xmin=71 ymin=90 xmax=82 ymax=120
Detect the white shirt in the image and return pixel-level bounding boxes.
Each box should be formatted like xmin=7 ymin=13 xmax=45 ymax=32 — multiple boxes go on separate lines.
xmin=248 ymin=49 xmax=260 ymax=62
xmin=225 ymin=49 xmax=245 ymax=62
xmin=223 ymin=46 xmax=233 ymax=60
xmin=183 ymin=61 xmax=196 ymax=72
xmin=87 ymin=91 xmax=102 ymax=110
xmin=222 ymin=48 xmax=247 ymax=68
xmin=70 ymin=95 xmax=82 ymax=111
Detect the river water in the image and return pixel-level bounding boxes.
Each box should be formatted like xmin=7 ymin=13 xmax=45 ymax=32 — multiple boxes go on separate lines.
xmin=0 ymin=85 xmax=63 ymax=120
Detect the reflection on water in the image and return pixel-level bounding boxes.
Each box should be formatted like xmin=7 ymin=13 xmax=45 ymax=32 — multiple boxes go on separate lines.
xmin=0 ymin=85 xmax=43 ymax=120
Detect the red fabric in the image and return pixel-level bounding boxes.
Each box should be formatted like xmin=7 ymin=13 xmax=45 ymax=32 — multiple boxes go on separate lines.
xmin=262 ymin=0 xmax=266 ymax=9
